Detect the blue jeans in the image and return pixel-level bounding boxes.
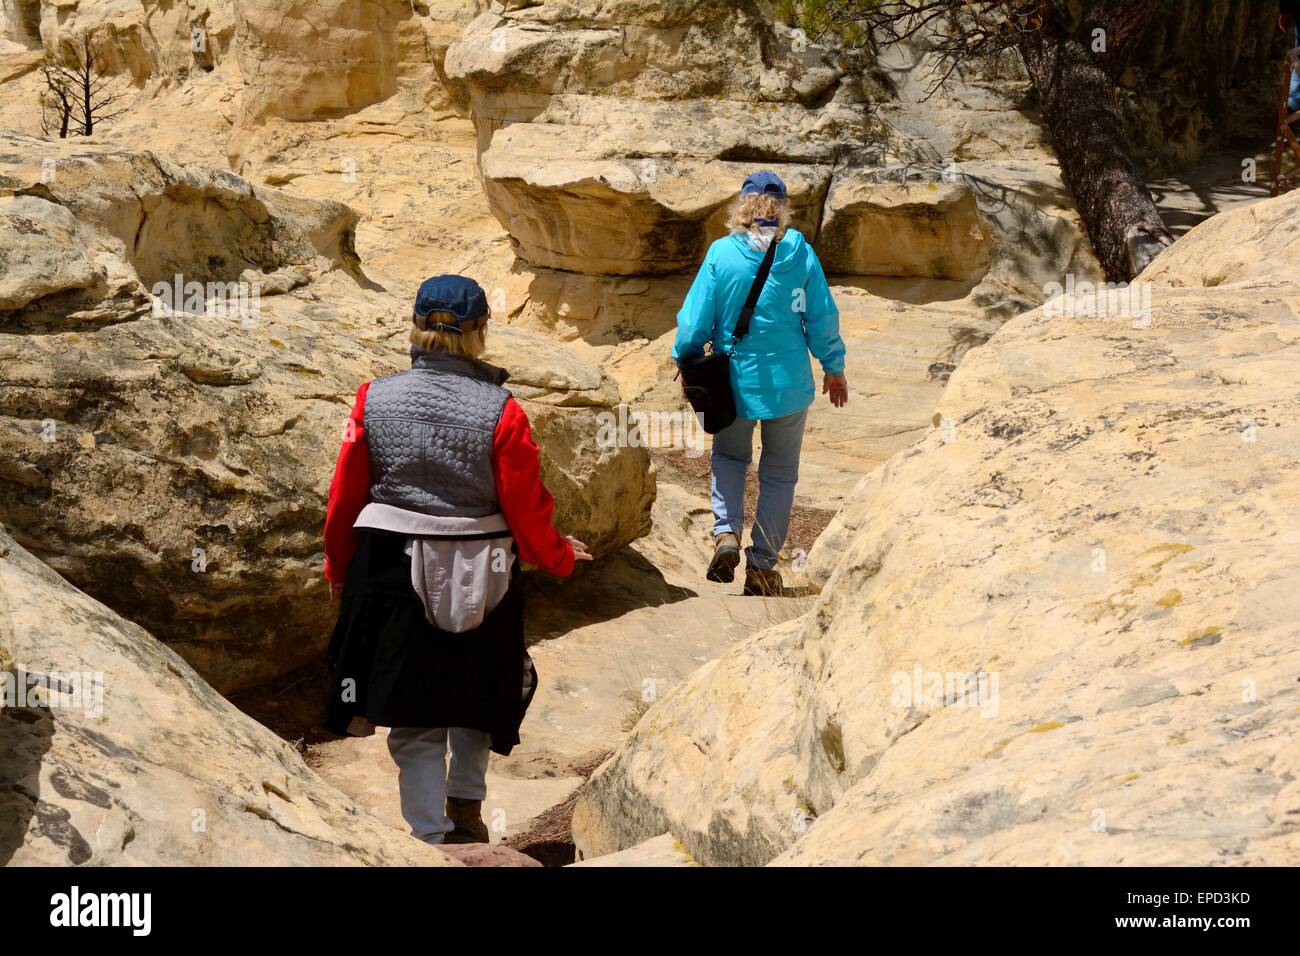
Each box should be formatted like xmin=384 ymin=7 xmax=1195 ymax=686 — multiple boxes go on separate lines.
xmin=1291 ymin=28 xmax=1300 ymax=111
xmin=386 ymin=726 xmax=491 ymax=845
xmin=710 ymin=407 xmax=808 ymax=571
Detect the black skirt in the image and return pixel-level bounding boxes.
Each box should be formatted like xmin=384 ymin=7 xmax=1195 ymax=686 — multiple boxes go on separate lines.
xmin=323 ymin=531 xmax=537 ymax=756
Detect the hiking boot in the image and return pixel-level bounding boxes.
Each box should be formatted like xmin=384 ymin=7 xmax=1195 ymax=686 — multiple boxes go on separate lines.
xmin=444 ymin=796 xmax=490 ymax=844
xmin=742 ymin=565 xmax=784 ymax=597
xmin=706 ymin=532 xmax=741 ymax=583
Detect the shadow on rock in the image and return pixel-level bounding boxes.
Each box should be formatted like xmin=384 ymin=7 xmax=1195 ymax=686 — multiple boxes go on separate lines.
xmin=0 ymin=685 xmax=60 ymax=865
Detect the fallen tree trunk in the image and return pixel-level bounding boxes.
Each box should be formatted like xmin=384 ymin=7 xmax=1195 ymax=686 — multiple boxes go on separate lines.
xmin=1016 ymin=1 xmax=1173 ymax=280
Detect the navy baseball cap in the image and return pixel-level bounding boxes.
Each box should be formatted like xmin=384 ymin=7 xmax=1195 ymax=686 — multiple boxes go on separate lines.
xmin=413 ymin=275 xmax=489 ymax=332
xmin=740 ymin=170 xmax=788 ymax=199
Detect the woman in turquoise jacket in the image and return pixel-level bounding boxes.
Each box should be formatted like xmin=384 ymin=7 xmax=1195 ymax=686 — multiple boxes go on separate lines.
xmin=672 ymin=171 xmax=848 ymax=595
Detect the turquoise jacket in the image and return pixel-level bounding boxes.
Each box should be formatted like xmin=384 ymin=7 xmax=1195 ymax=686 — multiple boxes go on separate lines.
xmin=672 ymin=228 xmax=845 ymax=421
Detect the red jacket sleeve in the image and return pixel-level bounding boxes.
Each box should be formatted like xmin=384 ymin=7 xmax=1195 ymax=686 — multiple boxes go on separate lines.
xmin=493 ymin=397 xmax=576 ymax=576
xmin=324 ymin=381 xmax=372 ymax=584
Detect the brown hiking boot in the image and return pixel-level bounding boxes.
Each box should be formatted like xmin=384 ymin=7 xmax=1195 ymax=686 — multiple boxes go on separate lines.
xmin=706 ymin=532 xmax=741 ymax=583
xmin=742 ymin=565 xmax=784 ymax=597
xmin=445 ymin=796 xmax=490 ymax=844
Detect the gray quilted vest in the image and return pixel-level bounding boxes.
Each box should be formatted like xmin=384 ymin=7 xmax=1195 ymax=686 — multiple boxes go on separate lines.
xmin=364 ymin=348 xmax=511 ymax=517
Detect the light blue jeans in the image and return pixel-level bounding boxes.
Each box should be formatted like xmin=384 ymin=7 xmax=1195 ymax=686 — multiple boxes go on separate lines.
xmin=710 ymin=407 xmax=808 ymax=571
xmin=386 ymin=726 xmax=491 ymax=845
xmin=1291 ymin=28 xmax=1300 ymax=111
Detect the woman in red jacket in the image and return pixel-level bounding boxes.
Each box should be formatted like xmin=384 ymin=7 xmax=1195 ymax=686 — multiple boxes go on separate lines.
xmin=323 ymin=274 xmax=591 ymax=846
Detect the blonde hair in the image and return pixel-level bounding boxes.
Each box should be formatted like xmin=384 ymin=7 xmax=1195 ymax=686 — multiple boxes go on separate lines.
xmin=725 ymin=192 xmax=792 ymax=238
xmin=410 ymin=309 xmax=489 ymax=358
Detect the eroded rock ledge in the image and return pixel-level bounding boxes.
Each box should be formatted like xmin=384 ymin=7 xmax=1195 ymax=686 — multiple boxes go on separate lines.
xmin=0 ymin=525 xmax=457 ymax=866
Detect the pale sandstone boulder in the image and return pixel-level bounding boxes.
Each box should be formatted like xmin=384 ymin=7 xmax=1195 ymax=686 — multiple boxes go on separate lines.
xmin=232 ymin=0 xmax=487 ymax=124
xmin=445 ymin=2 xmax=863 ymax=277
xmin=817 ymin=176 xmax=992 ymax=280
xmin=0 ymin=525 xmax=458 ymax=866
xmin=570 ymin=832 xmax=698 ymax=867
xmin=1138 ymin=188 xmax=1300 ymax=288
xmin=572 ymin=618 xmax=810 ymax=866
xmin=572 ymin=191 xmax=1300 ymax=866
xmin=484 ymin=324 xmax=655 ymax=560
xmin=446 ymin=3 xmax=847 ymax=138
xmin=0 ymin=132 xmax=652 ymax=693
xmin=0 ymin=130 xmax=361 ymax=308
xmin=480 ymin=123 xmax=831 ymax=275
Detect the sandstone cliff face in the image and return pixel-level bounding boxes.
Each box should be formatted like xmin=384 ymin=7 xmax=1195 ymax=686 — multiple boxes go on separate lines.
xmin=573 ymin=188 xmax=1300 ymax=866
xmin=14 ymin=0 xmax=236 ymax=84
xmin=0 ymin=526 xmax=457 ymax=865
xmin=0 ymin=131 xmax=652 ymax=693
xmin=443 ymin=1 xmax=1093 ymax=292
xmin=232 ymin=0 xmax=488 ymax=123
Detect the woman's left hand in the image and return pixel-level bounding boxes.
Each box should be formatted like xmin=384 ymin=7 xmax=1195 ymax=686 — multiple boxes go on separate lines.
xmin=566 ymin=536 xmax=594 ymax=562
xmin=823 ymin=373 xmax=849 ymax=408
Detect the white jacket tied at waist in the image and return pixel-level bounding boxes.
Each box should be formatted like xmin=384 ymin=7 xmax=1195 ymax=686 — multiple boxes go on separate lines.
xmin=353 ymin=503 xmax=515 ymax=634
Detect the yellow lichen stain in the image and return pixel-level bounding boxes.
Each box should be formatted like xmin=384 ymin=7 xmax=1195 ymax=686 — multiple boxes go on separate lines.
xmin=1118 ymin=772 xmax=1140 ymax=784
xmin=1081 ymin=594 xmax=1137 ymax=625
xmin=1180 ymin=625 xmax=1223 ymax=647
xmin=1168 ymin=732 xmax=1188 ymax=745
xmin=1156 ymin=589 xmax=1182 ymax=608
xmin=987 ymin=721 xmax=1065 ymax=757
xmin=1140 ymin=543 xmax=1194 ymax=569
xmin=1079 ymin=547 xmax=1194 ymax=625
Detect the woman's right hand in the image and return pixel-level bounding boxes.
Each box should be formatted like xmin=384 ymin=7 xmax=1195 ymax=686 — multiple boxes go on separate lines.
xmin=823 ymin=373 xmax=849 ymax=408
xmin=567 ymin=536 xmax=594 ymax=562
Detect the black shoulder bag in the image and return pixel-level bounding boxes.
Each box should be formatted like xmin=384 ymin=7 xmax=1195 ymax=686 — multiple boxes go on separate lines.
xmin=677 ymin=237 xmax=778 ymax=434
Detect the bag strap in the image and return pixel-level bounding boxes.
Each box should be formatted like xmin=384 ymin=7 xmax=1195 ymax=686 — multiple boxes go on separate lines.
xmin=729 ymin=235 xmax=779 ymax=351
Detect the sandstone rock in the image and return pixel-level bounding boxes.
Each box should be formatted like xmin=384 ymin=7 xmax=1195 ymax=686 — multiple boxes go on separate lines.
xmin=484 ymin=324 xmax=655 ymax=557
xmin=572 ymin=190 xmax=1300 ymax=866
xmin=446 ymin=3 xmax=847 ymax=133
xmin=0 ymin=132 xmax=653 ymax=693
xmin=437 ymin=843 xmax=542 ymax=867
xmin=570 ymin=832 xmax=698 ymax=867
xmin=232 ymin=0 xmax=485 ymax=124
xmin=1 ymin=0 xmax=42 ymax=49
xmin=446 ymin=1 xmax=865 ymax=276
xmin=0 ymin=525 xmax=458 ymax=866
xmin=32 ymin=0 xmax=236 ymax=85
xmin=0 ymin=130 xmax=361 ymax=315
xmin=479 ymin=126 xmax=831 ymax=275
xmin=572 ymin=617 xmax=809 ymax=866
xmin=817 ymin=176 xmax=992 ymax=280
xmin=1139 ymin=184 xmax=1300 ymax=288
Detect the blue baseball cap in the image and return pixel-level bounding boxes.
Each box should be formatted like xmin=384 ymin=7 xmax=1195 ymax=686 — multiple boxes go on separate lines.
xmin=740 ymin=170 xmax=788 ymax=199
xmin=413 ymin=275 xmax=489 ymax=332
